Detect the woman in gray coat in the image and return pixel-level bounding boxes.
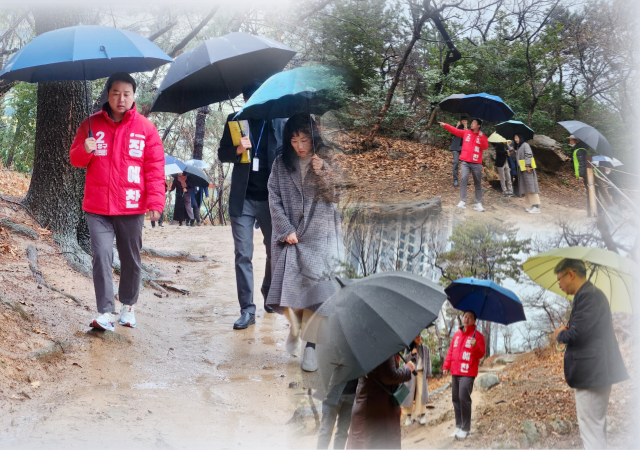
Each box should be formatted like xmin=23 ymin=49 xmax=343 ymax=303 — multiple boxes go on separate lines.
xmin=514 ymin=134 xmax=541 ymax=214
xmin=401 ymin=334 xmax=433 ymax=426
xmin=267 ymin=113 xmax=344 ymax=372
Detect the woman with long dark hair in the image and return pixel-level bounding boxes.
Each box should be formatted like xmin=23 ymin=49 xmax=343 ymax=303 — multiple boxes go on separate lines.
xmin=267 ymin=113 xmax=344 ymax=372
xmin=514 ymin=134 xmax=541 ymax=214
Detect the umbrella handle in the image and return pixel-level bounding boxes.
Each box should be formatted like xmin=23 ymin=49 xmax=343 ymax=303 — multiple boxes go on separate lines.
xmin=400 ymin=352 xmax=418 ymax=376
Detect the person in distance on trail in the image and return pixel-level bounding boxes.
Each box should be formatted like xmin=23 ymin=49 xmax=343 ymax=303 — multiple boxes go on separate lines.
xmin=513 ymin=134 xmax=541 ymax=214
xmin=554 ymin=258 xmax=628 ymax=450
xmin=69 ymin=72 xmax=165 ymax=331
xmin=442 ymin=310 xmax=485 ymax=440
xmin=438 ymin=118 xmax=489 ymax=212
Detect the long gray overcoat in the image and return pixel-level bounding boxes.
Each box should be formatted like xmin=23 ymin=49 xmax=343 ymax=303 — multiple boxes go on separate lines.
xmin=516 ymin=142 xmax=540 ymax=195
xmin=401 ymin=344 xmax=433 ymax=408
xmin=266 ymin=152 xmax=344 ymax=314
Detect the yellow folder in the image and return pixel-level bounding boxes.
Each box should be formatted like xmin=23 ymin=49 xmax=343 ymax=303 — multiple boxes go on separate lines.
xmin=519 ymin=158 xmax=537 ymax=170
xmin=229 ymin=120 xmax=251 ymax=163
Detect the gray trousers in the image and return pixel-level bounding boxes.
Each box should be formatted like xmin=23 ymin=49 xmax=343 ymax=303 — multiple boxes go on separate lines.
xmin=460 ymin=161 xmax=483 ymax=203
xmin=86 ymin=213 xmax=144 ymax=314
xmin=452 ymin=375 xmax=474 ymax=432
xmin=317 ymin=395 xmax=355 ymax=449
xmin=452 ymin=151 xmax=461 ymax=182
xmin=575 ymin=385 xmax=611 ymax=450
xmin=497 ymin=160 xmax=513 ymax=195
xmin=230 ymin=199 xmax=272 ymax=315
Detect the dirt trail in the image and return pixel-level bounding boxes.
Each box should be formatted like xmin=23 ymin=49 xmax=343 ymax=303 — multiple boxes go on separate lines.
xmin=2 ymin=223 xmax=312 ymax=449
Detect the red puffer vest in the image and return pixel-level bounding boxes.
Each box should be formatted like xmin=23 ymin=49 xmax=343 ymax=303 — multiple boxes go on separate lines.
xmin=443 ymin=325 xmax=486 ymax=377
xmin=444 ymin=124 xmax=489 ymax=164
xmin=70 ymin=104 xmax=165 ymax=216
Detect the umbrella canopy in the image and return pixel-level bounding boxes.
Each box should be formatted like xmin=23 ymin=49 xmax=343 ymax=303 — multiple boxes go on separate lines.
xmin=558 ymin=121 xmax=613 ymax=157
xmin=444 ymin=278 xmax=526 ymax=326
xmin=184 ymin=165 xmax=210 ymax=188
xmin=234 ymin=65 xmax=347 ymax=121
xmin=438 ymin=93 xmax=466 ymax=114
xmin=313 ymin=271 xmax=447 ymax=395
xmin=0 ymin=25 xmax=172 ymax=82
xmin=184 ymin=159 xmax=211 ymax=170
xmin=459 ymin=93 xmax=514 ymax=122
xmin=523 ymin=246 xmax=637 ymax=313
xmin=495 ymin=120 xmax=534 ymax=142
xmin=591 ymin=155 xmax=622 ymax=167
xmin=488 ymin=132 xmax=508 ymax=144
xmin=150 ymin=32 xmax=295 ymax=114
xmin=165 ymin=155 xmax=186 ymax=176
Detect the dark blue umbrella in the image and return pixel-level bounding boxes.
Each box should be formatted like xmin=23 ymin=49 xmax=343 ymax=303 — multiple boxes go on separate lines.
xmin=438 ymin=93 xmax=466 ymax=114
xmin=495 ymin=120 xmax=534 ymax=142
xmin=234 ymin=65 xmax=347 ymax=120
xmin=459 ymin=93 xmax=514 ymax=122
xmin=0 ymin=25 xmax=172 ymax=136
xmin=444 ymin=277 xmax=526 ymax=325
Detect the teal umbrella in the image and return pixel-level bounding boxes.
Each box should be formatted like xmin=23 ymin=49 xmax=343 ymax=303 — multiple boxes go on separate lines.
xmin=495 ymin=120 xmax=534 ymax=142
xmin=234 ymin=65 xmax=346 ymax=120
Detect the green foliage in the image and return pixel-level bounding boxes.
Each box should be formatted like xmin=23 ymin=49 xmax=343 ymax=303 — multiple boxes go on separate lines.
xmin=0 ymin=82 xmax=37 ymax=172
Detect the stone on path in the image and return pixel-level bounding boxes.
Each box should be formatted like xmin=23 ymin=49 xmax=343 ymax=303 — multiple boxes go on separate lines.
xmin=475 ymin=373 xmax=500 ymax=391
xmin=519 ymin=419 xmax=540 ymax=447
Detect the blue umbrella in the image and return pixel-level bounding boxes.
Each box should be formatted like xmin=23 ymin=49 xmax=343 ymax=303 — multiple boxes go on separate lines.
xmin=164 ymin=155 xmax=186 ymax=176
xmin=459 ymin=93 xmax=515 ymax=122
xmin=234 ymin=65 xmax=346 ymax=120
xmin=0 ymin=25 xmax=172 ymax=136
xmin=444 ymin=277 xmax=526 ymax=325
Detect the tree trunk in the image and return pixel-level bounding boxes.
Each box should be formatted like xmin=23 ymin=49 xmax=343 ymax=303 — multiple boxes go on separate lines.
xmin=24 ymin=8 xmax=93 ymax=271
xmin=192 ymin=105 xmax=209 ymax=160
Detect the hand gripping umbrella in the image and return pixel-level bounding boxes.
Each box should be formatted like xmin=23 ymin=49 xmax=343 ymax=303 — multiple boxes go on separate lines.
xmin=459 ymin=93 xmax=514 ymax=122
xmin=495 ymin=120 xmax=534 ymax=142
xmin=150 ymin=32 xmax=296 ymax=114
xmin=0 ymin=25 xmax=172 ymax=136
xmin=558 ymin=121 xmax=613 ymax=157
xmin=444 ymin=278 xmax=526 ymax=326
xmin=310 ymin=271 xmax=447 ymax=397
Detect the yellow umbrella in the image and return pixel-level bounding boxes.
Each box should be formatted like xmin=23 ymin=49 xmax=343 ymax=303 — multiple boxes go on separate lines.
xmin=523 ymin=246 xmax=637 ymax=313
xmin=488 ymin=132 xmax=508 ymax=143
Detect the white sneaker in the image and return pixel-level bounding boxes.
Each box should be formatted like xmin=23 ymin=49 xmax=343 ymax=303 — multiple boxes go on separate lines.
xmin=419 ymin=415 xmax=427 ymax=425
xmin=528 ymin=207 xmax=541 ymax=214
xmin=404 ymin=416 xmax=413 ymax=426
xmin=90 ymin=312 xmax=116 ymax=332
xmin=449 ymin=428 xmax=461 ymax=437
xmin=473 ymin=203 xmax=485 ymax=212
xmin=455 ymin=429 xmax=469 ymax=440
xmin=301 ymin=346 xmax=318 ymax=372
xmin=119 ymin=305 xmax=136 ymax=328
xmin=456 ymin=201 xmax=466 ymax=209
xmin=285 ymin=331 xmax=302 ymax=356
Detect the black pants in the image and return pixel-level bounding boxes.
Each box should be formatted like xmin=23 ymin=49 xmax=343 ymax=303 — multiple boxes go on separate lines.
xmin=151 ymin=210 xmax=164 ymax=228
xmin=452 ymin=375 xmax=474 ymax=432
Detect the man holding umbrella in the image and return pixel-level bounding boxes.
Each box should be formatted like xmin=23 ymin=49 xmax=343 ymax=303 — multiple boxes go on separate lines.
xmin=553 ymin=258 xmax=628 ymax=449
xmin=438 ymin=119 xmax=489 ymax=211
xmin=218 ymin=80 xmax=286 ymax=330
xmin=70 ymin=72 xmax=165 ymax=331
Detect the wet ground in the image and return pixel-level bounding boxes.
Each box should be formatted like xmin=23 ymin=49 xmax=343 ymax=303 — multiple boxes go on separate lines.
xmin=2 ymin=223 xmax=318 ymax=449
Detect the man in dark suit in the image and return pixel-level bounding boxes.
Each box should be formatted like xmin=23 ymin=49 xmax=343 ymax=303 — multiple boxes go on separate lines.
xmin=554 ymin=258 xmax=628 ymax=450
xmin=218 ymin=80 xmax=286 ymax=330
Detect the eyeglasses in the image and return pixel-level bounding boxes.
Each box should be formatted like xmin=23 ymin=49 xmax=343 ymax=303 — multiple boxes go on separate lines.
xmin=556 ymin=271 xmax=570 ymax=282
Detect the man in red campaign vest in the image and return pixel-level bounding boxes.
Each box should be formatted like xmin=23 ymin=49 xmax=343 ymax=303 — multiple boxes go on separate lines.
xmin=442 ymin=310 xmax=486 ymax=440
xmin=439 ymin=119 xmax=489 ymax=212
xmin=70 ymin=72 xmax=165 ymax=332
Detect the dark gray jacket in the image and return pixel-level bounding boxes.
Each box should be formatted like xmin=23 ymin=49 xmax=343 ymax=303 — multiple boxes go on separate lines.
xmin=217 ymin=113 xmax=286 ymax=217
xmin=557 ymin=281 xmax=628 ymax=389
xmin=449 ymin=124 xmax=465 ymax=151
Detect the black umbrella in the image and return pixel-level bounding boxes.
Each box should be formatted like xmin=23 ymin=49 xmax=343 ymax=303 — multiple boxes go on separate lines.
xmin=312 ymin=271 xmax=447 ymax=396
xmin=495 ymin=120 xmax=535 ymax=142
xmin=438 ymin=93 xmax=466 ymax=114
xmin=558 ymin=121 xmax=613 ymax=157
xmin=184 ymin=165 xmax=209 ymax=188
xmin=150 ymin=32 xmax=296 ymax=114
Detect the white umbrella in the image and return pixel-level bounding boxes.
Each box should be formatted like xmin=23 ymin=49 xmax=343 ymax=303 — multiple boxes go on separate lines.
xmin=184 ymin=159 xmax=211 ymax=170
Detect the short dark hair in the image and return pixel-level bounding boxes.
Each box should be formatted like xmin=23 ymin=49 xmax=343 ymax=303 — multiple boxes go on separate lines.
xmin=472 ymin=118 xmax=483 ymax=127
xmin=242 ymin=79 xmax=264 ymax=100
xmin=554 ymin=258 xmax=587 ymax=278
xmin=281 ymin=113 xmax=324 ymax=171
xmin=106 ymin=72 xmax=136 ymax=93
xmin=464 ymin=310 xmax=477 ymax=321
xmin=460 ymin=116 xmax=468 ymax=121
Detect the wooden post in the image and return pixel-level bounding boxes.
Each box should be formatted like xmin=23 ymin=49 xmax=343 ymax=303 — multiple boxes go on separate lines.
xmin=586 ymin=167 xmax=598 ymax=217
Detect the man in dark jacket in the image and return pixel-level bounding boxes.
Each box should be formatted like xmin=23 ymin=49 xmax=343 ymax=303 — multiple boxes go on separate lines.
xmin=554 ymin=258 xmax=628 ymax=450
xmin=218 ymin=81 xmax=285 ymax=330
xmin=449 ymin=117 xmax=467 ymax=187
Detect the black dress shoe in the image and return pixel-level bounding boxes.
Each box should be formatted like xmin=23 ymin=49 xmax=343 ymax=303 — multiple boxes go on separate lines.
xmin=233 ymin=312 xmax=255 ymax=330
xmin=261 ymin=286 xmax=275 ymax=313
xmin=453 ymin=180 xmax=458 ymax=187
